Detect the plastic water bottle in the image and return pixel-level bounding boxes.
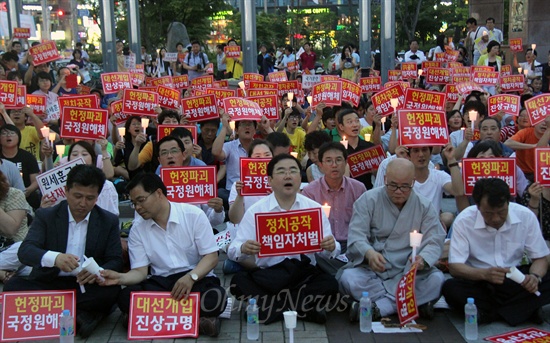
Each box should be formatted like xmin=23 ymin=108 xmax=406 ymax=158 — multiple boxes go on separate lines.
xmin=247 ymin=298 xmax=259 ymax=340
xmin=59 ymin=309 xmax=74 ymax=343
xmin=464 ymin=298 xmax=478 ymax=341
xmin=359 ymin=291 xmax=372 ymax=332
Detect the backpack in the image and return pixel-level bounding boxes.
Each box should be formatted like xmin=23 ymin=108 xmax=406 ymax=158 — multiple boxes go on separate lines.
xmin=187 ymin=52 xmax=207 ymax=67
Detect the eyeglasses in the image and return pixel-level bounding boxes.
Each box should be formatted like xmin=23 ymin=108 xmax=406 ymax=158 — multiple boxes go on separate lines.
xmin=130 ymin=192 xmax=154 ymax=209
xmin=273 ymin=169 xmax=300 ymax=176
xmin=385 ymin=183 xmax=414 ymax=192
xmin=159 ymin=148 xmax=182 ymax=157
xmin=0 ymin=131 xmax=16 ymax=137
xmin=323 ymin=157 xmax=346 ymax=165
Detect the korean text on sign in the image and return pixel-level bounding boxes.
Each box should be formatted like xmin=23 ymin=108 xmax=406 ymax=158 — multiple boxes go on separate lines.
xmin=396 ymin=264 xmax=418 ymax=325
xmin=110 ymin=99 xmax=131 ymax=126
xmin=535 ymin=148 xmax=550 ymax=187
xmin=255 ymin=208 xmax=323 ymax=257
xmin=27 ymin=94 xmax=46 ymax=116
xmin=161 ymin=166 xmax=217 ymax=204
xmin=156 ymin=85 xmax=181 ymax=110
xmin=224 ymin=45 xmax=241 ymax=58
xmin=0 ymin=80 xmax=18 ymax=106
xmin=13 ymin=27 xmax=31 ymax=39
xmin=268 ymin=71 xmax=288 ymax=82
xmin=462 ymin=158 xmax=516 ymax=196
xmin=371 ymin=84 xmax=405 ymax=116
xmin=240 ymin=158 xmax=271 ymax=196
xmin=488 ymin=94 xmax=521 ymax=117
xmin=500 ymin=75 xmax=525 ymax=93
xmin=403 ymin=88 xmax=447 ymax=112
xmin=128 ymin=292 xmax=199 ymax=340
xmin=101 ymin=72 xmax=132 ymax=94
xmin=243 ymin=73 xmax=265 ymax=86
xmin=172 ymin=75 xmax=189 ymax=90
xmin=1 ymin=290 xmax=75 ymax=342
xmin=205 ymin=87 xmax=237 ymax=109
xmin=247 ymin=95 xmax=279 ymax=120
xmin=58 ymin=94 xmax=99 ymax=111
xmin=122 ymin=89 xmax=158 ymax=116
xmin=181 ymin=94 xmax=218 ymax=122
xmin=425 ymin=67 xmax=451 ymax=84
xmin=524 ymin=94 xmax=550 ymax=126
xmin=37 ymin=158 xmax=86 ymax=205
xmin=223 ymin=97 xmax=263 ymax=121
xmin=61 ymin=107 xmax=108 ymax=140
xmin=310 ymin=81 xmax=343 ymax=107
xmin=157 ymin=125 xmax=197 ymax=142
xmin=398 ymin=110 xmax=449 ymax=147
xmin=360 ymin=77 xmax=381 ymax=93
xmin=509 ymin=38 xmax=523 ymax=52
xmin=347 ymin=145 xmax=386 ymax=178
xmin=150 ymin=76 xmax=174 ymax=89
xmin=485 ymin=328 xmax=550 ymax=343
xmin=277 ymin=80 xmax=300 ymax=98
xmin=5 ymin=85 xmax=26 ymax=110
xmin=190 ymin=75 xmax=214 ymax=90
xmin=341 ymin=78 xmax=362 ymax=107
xmin=29 ymin=41 xmax=61 ymax=65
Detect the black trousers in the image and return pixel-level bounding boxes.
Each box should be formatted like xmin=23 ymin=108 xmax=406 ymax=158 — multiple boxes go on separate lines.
xmin=442 ymin=265 xmax=550 ymax=325
xmin=4 ymin=276 xmax=120 ymax=314
xmin=117 ymin=272 xmax=226 ymax=318
xmin=230 ymin=263 xmax=339 ymax=324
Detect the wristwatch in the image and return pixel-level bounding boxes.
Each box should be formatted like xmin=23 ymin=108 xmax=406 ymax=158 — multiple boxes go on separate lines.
xmin=189 ymin=273 xmax=199 ymax=282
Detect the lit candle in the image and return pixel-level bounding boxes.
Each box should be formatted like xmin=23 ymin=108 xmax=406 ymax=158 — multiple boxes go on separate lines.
xmin=290 ymin=151 xmax=298 ymax=159
xmin=48 ymin=132 xmax=56 ymax=147
xmin=55 ymin=144 xmax=65 ymax=157
xmin=523 ymin=69 xmax=529 ymax=76
xmin=364 ymin=133 xmax=371 ymax=142
xmin=380 ymin=116 xmax=387 ymax=133
xmin=418 ymin=69 xmax=423 ymax=77
xmin=390 ymin=98 xmax=399 ymax=111
xmin=409 ymin=230 xmax=423 ymax=262
xmin=458 ymin=161 xmax=462 ymax=169
xmin=322 ymin=203 xmax=331 ymax=218
xmin=288 ymin=92 xmax=294 ymax=101
xmin=118 ymin=127 xmax=126 ymax=142
xmin=141 ymin=118 xmax=149 ymax=134
xmin=340 ymin=136 xmax=348 ymax=149
xmin=518 ymin=67 xmax=523 ymax=74
xmin=531 ymin=43 xmax=537 ymax=51
xmin=39 ymin=126 xmax=49 ymax=142
xmin=468 ymin=110 xmax=478 ymax=130
xmin=307 ymin=95 xmax=313 ymax=105
xmin=229 ymin=121 xmax=236 ymax=133
xmin=287 ymin=101 xmax=292 ymax=108
xmin=238 ymin=81 xmax=246 ymax=90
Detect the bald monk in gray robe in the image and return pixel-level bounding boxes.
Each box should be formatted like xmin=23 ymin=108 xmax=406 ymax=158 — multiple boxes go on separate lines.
xmin=338 ymin=159 xmax=445 ymax=319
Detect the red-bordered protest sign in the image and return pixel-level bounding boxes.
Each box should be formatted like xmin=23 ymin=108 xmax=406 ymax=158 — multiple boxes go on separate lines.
xmin=509 ymin=38 xmax=523 ymax=52
xmin=255 ymin=208 xmax=323 ymax=257
xmin=172 ymin=74 xmax=189 ymax=90
xmin=500 ymin=75 xmax=525 ymax=93
xmin=123 ymin=89 xmax=158 ymax=116
xmin=421 ymin=61 xmax=442 ymax=70
xmin=277 ymin=80 xmax=300 ymax=98
xmin=224 ymin=45 xmax=241 ymax=58
xmin=485 ymin=328 xmax=550 ymax=343
xmin=470 ymin=65 xmax=495 ymax=74
xmin=161 ymin=166 xmax=217 ymax=204
xmin=462 ymin=158 xmax=516 ymax=196
xmin=310 ymin=81 xmax=343 ymax=107
xmin=287 ymin=61 xmax=298 ymax=72
xmin=388 ymin=70 xmax=402 ymax=82
xmin=445 ymin=84 xmax=460 ymax=103
xmin=61 ymin=107 xmax=109 ymax=140
xmin=396 ymin=264 xmax=418 ymax=325
xmin=448 ymin=62 xmax=463 ymax=69
xmin=360 ymin=77 xmax=382 ymax=93
xmin=240 ymin=158 xmax=271 ymax=196
xmin=455 ymin=81 xmax=485 ymax=96
xmin=5 ymin=85 xmax=26 ymax=109
xmin=434 ymin=52 xmax=446 ymax=62
xmin=347 ymin=145 xmax=386 ymax=178
xmin=247 ymin=89 xmax=279 ymax=97
xmin=500 ymin=64 xmax=512 ymax=77
xmin=371 ymin=84 xmax=405 ymax=116
xmin=0 ymin=80 xmax=18 ymax=106
xmin=37 ymin=157 xmax=86 ymax=204
xmin=13 ymin=27 xmax=30 ymax=39
xmin=58 ymin=94 xmax=99 ymax=112
xmin=398 ymin=110 xmax=449 ymax=147
xmin=444 ymin=49 xmax=459 ymax=62
xmin=248 ymin=81 xmax=278 ymax=90
xmin=128 ymin=292 xmax=199 ymax=340
xmin=300 ymin=75 xmax=321 ymax=89
xmin=110 ymin=99 xmax=131 ymax=126
xmin=29 ymin=41 xmax=61 ymax=65
xmin=213 ymin=80 xmax=229 ymax=88
xmin=205 ymin=87 xmax=238 ymax=109
xmin=181 ymin=94 xmax=218 ymax=122
xmin=190 ymin=75 xmax=214 ymax=90
xmin=535 ymin=148 xmax=550 ymax=186
xmin=1 ymin=290 xmax=76 ymax=342
xmin=451 ymin=67 xmax=471 ymax=84
xmin=26 ymin=94 xmax=46 ymax=116
xmin=385 ymin=81 xmax=410 ymax=91
xmin=341 ymin=78 xmax=362 ymax=107
xmin=488 ymin=94 xmax=521 ymax=117
xmin=78 ymin=85 xmax=91 ymax=95
xmin=101 ymin=72 xmax=132 ymax=94
xmin=223 ymin=97 xmax=263 ymax=121
xmin=472 ymin=71 xmax=500 ymax=86
xmin=401 ymin=63 xmax=418 ymax=79
xmin=425 ymin=67 xmax=451 ymax=84
xmin=149 ymin=76 xmax=173 ymax=89
xmin=157 ymin=125 xmax=198 ymax=142
xmin=130 ymin=71 xmax=145 ymax=87
xmin=525 ymin=94 xmax=550 ymax=126
xmin=157 ymin=85 xmax=181 ymax=110
xmin=268 ymin=70 xmax=288 ymax=82
xmin=243 ymin=73 xmax=265 ymax=86
xmin=247 ymin=95 xmax=279 ymax=120
xmin=403 ymin=88 xmax=447 ymax=112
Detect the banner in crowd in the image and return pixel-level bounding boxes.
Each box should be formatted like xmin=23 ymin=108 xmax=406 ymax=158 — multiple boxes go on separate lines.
xmin=240 ymin=158 xmax=271 ymax=196
xmin=149 ymin=76 xmax=173 ymax=89
xmin=403 ymin=88 xmax=447 ymax=112
xmin=101 ymin=72 xmax=132 ymax=94
xmin=1 ymin=290 xmax=76 ymax=342
xmin=396 ymin=264 xmax=418 ymax=325
xmin=58 ymin=94 xmax=99 ymax=112
xmin=60 ymin=107 xmax=108 ymax=140
xmin=371 ymin=84 xmax=405 ymax=116
xmin=388 ymin=70 xmax=402 ymax=82
xmin=398 ymin=110 xmax=449 ymax=147
xmin=5 ymin=85 xmax=26 ymax=109
xmin=157 ymin=85 xmax=181 ymax=110
xmin=268 ymin=71 xmax=288 ymax=82
xmin=455 ymin=81 xmax=485 ymax=96
xmin=287 ymin=61 xmax=298 ymax=72
xmin=485 ymin=328 xmax=550 ymax=343
xmin=0 ymin=80 xmax=18 ymax=106
xmin=243 ymin=73 xmax=265 ymax=86
xmin=524 ymin=94 xmax=550 ymax=126
xmin=205 ymin=88 xmax=237 ymax=109
xmin=213 ymin=80 xmax=229 ymax=88
xmin=425 ymin=67 xmax=451 ymax=84
xmin=110 ymin=99 xmax=131 ymax=126
xmin=223 ymin=97 xmax=263 ymax=120
xmin=360 ymin=76 xmax=382 ymax=93
xmin=451 ymin=67 xmax=470 ymax=83
xmin=224 ymin=45 xmax=241 ymax=58
xmin=421 ymin=61 xmax=442 ymax=70
xmin=181 ymin=94 xmax=218 ymax=122
xmin=162 ymin=52 xmax=178 ymax=62
xmin=462 ymin=158 xmax=516 ymax=196
xmin=472 ymin=71 xmax=500 ymax=86
xmin=247 ymin=89 xmax=278 ymax=97
xmin=445 ymin=84 xmax=460 ymax=103
xmin=470 ymin=65 xmax=495 ymax=74
xmin=488 ymin=94 xmax=521 ymax=117
xmin=157 ymin=125 xmax=197 ymax=142
xmin=500 ymin=65 xmax=512 ymax=77
xmin=122 ymin=89 xmax=158 ymax=116
xmin=500 ymin=75 xmax=525 ymax=93
xmin=172 ymin=75 xmax=189 ymax=90
xmin=347 ymin=145 xmax=386 ymax=178
xmin=13 ymin=27 xmax=30 ymax=39
xmin=301 ymin=74 xmax=321 ymax=89
xmin=37 ymin=158 xmax=86 ymax=205
xmin=400 ymin=63 xmax=418 ymax=79
xmin=535 ymin=148 xmax=550 ymax=186
xmin=161 ymin=166 xmax=217 ymax=204
xmin=190 ymin=75 xmax=214 ymax=90
xmin=26 ymin=94 xmax=45 ymax=117
xmin=247 ymin=95 xmax=279 ymax=120
xmin=128 ymin=292 xmax=199 ymax=340
xmin=340 ymin=78 xmax=361 ymax=107
xmin=248 ymin=81 xmax=277 ymax=90
xmin=310 ymin=81 xmax=342 ymax=107
xmin=255 ymin=208 xmax=323 ymax=257
xmin=29 ymin=40 xmax=61 ymax=65
xmin=277 ymin=80 xmax=300 ymax=98
xmin=509 ymin=38 xmax=523 ymax=52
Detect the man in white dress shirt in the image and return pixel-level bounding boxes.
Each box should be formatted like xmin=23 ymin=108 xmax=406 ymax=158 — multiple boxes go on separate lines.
xmin=404 ymin=40 xmax=427 ymax=65
xmin=228 ymin=154 xmax=340 ymax=324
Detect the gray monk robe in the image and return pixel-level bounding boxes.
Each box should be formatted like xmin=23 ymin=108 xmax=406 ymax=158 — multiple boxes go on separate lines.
xmin=338 ymin=187 xmax=446 ymax=316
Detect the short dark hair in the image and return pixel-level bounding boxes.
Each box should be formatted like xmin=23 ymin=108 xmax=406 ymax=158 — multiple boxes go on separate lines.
xmin=304 ymin=131 xmax=331 ymax=152
xmin=0 ymin=124 xmax=21 ymax=146
xmin=157 ymin=109 xmax=180 ymax=124
xmin=526 ymin=48 xmax=537 ymax=56
xmin=191 ymin=40 xmax=200 ymax=46
xmin=462 ymin=100 xmax=487 ymax=118
xmin=2 ymin=51 xmax=18 ymax=63
xmin=409 ymin=39 xmax=419 ymax=45
xmin=486 ymin=40 xmax=500 ymax=53
xmin=267 ymin=153 xmax=301 ymax=177
xmin=266 ymin=132 xmax=290 ymax=150
xmin=228 ymin=38 xmax=238 ymax=45
xmin=66 ymin=164 xmax=106 ymax=195
xmin=72 ymin=49 xmax=82 ymax=58
xmin=156 ymin=136 xmax=186 ymax=156
xmin=467 ymin=139 xmax=503 ymax=158
xmin=11 ymin=41 xmax=21 ymax=47
xmin=68 ymin=141 xmax=97 ymax=166
xmin=248 ymin=139 xmax=273 ymax=157
xmin=36 ymin=71 xmax=53 ymax=83
xmin=486 ymin=17 xmax=495 ymax=23
xmin=466 ymin=17 xmax=477 ymax=25
xmin=176 ymin=42 xmax=184 ymax=48
xmin=235 ymin=120 xmax=257 ymax=130
xmin=337 ymin=108 xmax=357 ymax=125
xmin=124 ymin=116 xmax=142 ymax=142
xmin=169 ymin=127 xmax=193 ymax=142
xmin=6 ymin=71 xmax=20 ymax=81
xmin=479 ymin=116 xmax=501 ymax=130
xmin=126 ymin=172 xmax=167 ymax=196
xmin=321 ymin=107 xmax=335 ymax=125
xmin=199 ymin=118 xmax=220 ymax=129
xmin=76 ymin=42 xmax=83 ymax=47
xmin=318 ymin=141 xmax=348 ymax=162
xmin=472 ymin=178 xmax=511 ymax=208
xmin=285 ymin=45 xmax=293 ymax=53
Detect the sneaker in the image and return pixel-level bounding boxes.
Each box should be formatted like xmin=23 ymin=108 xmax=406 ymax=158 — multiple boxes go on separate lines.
xmin=418 ymin=300 xmax=435 ymax=320
xmin=222 ymin=259 xmax=243 ymax=274
xmin=199 ymin=317 xmax=221 ymax=337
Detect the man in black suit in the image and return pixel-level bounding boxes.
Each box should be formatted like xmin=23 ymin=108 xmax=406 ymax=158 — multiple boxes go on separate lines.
xmin=4 ymin=164 xmax=123 ymax=338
